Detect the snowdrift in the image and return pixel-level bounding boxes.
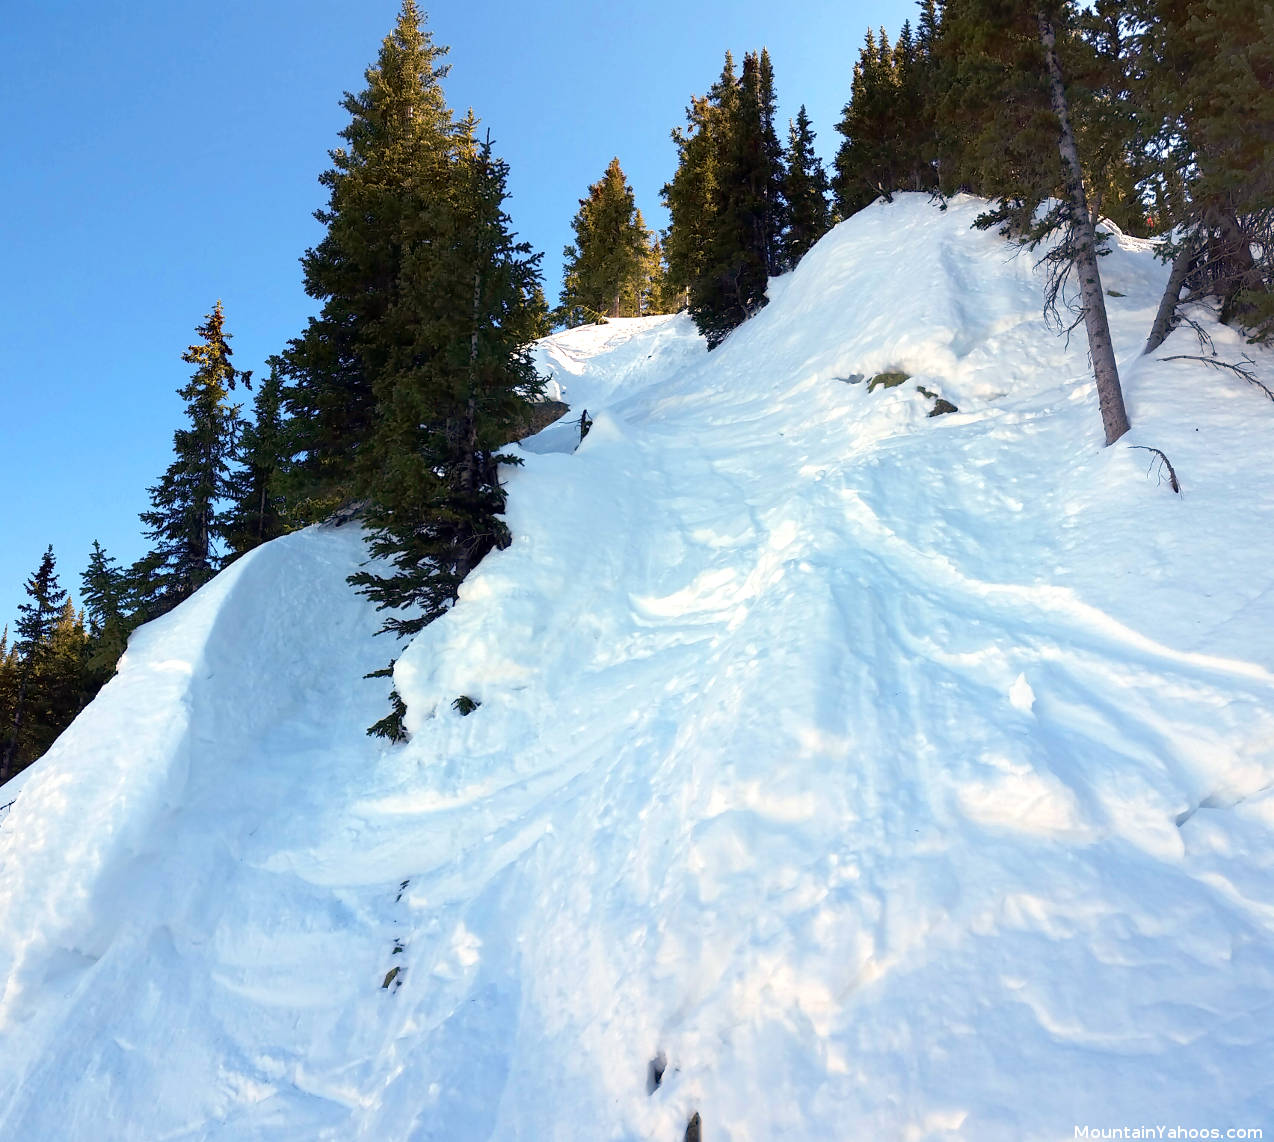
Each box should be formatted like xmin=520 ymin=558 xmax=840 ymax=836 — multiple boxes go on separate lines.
xmin=3 ymin=196 xmax=1274 ymax=1141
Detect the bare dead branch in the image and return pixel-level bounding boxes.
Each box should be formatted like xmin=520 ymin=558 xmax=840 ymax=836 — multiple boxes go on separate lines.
xmin=1177 ymin=313 xmax=1215 ymax=354
xmin=1130 ymin=445 xmax=1181 ymax=493
xmin=1036 ymin=221 xmax=1083 ymax=337
xmin=1158 ymin=353 xmax=1274 ymax=401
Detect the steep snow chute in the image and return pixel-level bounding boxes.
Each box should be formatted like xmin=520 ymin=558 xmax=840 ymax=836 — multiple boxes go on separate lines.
xmin=3 ymin=196 xmax=1274 ymax=1140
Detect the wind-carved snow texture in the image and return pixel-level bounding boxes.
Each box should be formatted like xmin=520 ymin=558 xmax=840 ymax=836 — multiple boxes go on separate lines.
xmin=3 ymin=196 xmax=1274 ymax=1140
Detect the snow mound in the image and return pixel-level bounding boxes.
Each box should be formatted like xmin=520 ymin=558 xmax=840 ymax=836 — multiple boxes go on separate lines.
xmin=4 ymin=195 xmax=1274 ymax=1141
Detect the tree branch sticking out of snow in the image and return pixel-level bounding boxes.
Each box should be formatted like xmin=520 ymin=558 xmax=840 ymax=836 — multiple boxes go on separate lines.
xmin=1130 ymin=445 xmax=1181 ymax=493
xmin=1158 ymin=354 xmax=1274 ymax=403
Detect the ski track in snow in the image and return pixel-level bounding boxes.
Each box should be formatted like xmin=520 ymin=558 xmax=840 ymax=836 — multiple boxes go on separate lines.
xmin=3 ymin=196 xmax=1274 ymax=1140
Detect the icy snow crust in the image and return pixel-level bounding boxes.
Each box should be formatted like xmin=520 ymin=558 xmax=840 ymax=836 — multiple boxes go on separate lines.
xmin=4 ymin=196 xmax=1274 ymax=1140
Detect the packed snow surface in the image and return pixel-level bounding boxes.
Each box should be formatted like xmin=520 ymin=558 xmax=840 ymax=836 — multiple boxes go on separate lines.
xmin=4 ymin=196 xmax=1274 ymax=1140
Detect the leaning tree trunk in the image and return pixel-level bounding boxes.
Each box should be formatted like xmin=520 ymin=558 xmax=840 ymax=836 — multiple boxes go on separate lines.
xmin=1038 ymin=9 xmax=1131 ymax=445
xmin=1144 ymin=238 xmax=1197 ymax=355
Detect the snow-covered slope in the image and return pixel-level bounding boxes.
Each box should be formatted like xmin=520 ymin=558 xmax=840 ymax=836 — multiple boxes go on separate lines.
xmin=4 ymin=195 xmax=1274 ymax=1141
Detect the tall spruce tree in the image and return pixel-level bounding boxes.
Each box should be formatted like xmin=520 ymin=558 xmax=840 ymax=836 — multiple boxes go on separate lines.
xmin=1071 ymin=0 xmax=1148 ymax=238
xmin=892 ymin=19 xmax=940 ymax=193
xmin=350 ymin=115 xmax=545 ymax=737
xmin=273 ymin=4 xmax=548 ymax=739
xmin=26 ymin=600 xmax=92 ymax=759
xmin=278 ymin=0 xmax=453 ymax=519
xmin=1137 ymin=0 xmax=1274 ymax=348
xmin=935 ymin=2 xmax=1060 ymax=216
xmin=834 ymin=19 xmax=943 ymax=207
xmin=0 ymin=630 xmax=15 ymax=774
xmin=528 ymin=284 xmax=553 ymax=339
xmin=664 ymin=49 xmax=789 ymax=348
xmin=782 ymin=106 xmax=833 ymax=265
xmin=1 ymin=548 xmax=68 ymax=783
xmin=690 ymin=51 xmax=774 ymax=346
xmin=138 ymin=301 xmax=245 ymax=612
xmin=80 ymin=540 xmax=131 ymax=678
xmin=226 ymin=365 xmax=290 ymax=558
xmin=914 ymin=0 xmax=947 ymax=190
xmin=662 ymin=58 xmax=735 ymax=307
xmin=834 ymin=29 xmax=905 ymax=217
xmin=756 ymin=49 xmax=790 ymax=274
xmin=560 ymin=158 xmax=649 ymax=324
xmin=638 ymin=221 xmax=673 ymax=315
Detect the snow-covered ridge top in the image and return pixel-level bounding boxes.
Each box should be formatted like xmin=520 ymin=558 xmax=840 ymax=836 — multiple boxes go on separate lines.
xmin=4 ymin=195 xmax=1274 ymax=1140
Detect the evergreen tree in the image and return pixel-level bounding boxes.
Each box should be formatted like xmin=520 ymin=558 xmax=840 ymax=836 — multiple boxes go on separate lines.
xmin=80 ymin=540 xmax=131 ymax=678
xmin=891 ymin=19 xmax=939 ymax=193
xmin=226 ymin=365 xmax=291 ymax=558
xmin=664 ymin=49 xmax=789 ymax=347
xmin=1 ymin=548 xmax=68 ymax=782
xmin=917 ymin=0 xmax=942 ymax=64
xmin=138 ymin=301 xmax=245 ymax=612
xmin=931 ymin=0 xmax=1141 ymax=236
xmin=662 ymin=56 xmax=736 ymax=307
xmin=350 ymin=118 xmax=545 ymax=735
xmin=934 ymin=2 xmax=1060 ymax=219
xmin=528 ymin=284 xmax=553 ymax=339
xmin=25 ymin=600 xmax=92 ymax=759
xmin=913 ymin=0 xmax=948 ymax=191
xmin=782 ymin=106 xmax=833 ymax=265
xmin=639 ymin=223 xmax=674 ymax=315
xmin=1072 ymin=0 xmax=1149 ymax=237
xmin=689 ymin=50 xmax=773 ymax=346
xmin=121 ymin=550 xmax=169 ymax=628
xmin=756 ymin=49 xmax=790 ymax=274
xmin=278 ymin=0 xmax=454 ymax=519
xmin=0 ymin=630 xmax=15 ymax=768
xmin=274 ymin=4 xmax=550 ymax=738
xmin=1136 ymin=0 xmax=1274 ymax=345
xmin=834 ymin=28 xmax=905 ymax=217
xmin=560 ymin=157 xmax=649 ymax=324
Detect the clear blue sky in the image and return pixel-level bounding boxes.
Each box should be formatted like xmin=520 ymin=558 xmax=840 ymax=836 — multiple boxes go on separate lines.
xmin=0 ymin=0 xmax=915 ymax=629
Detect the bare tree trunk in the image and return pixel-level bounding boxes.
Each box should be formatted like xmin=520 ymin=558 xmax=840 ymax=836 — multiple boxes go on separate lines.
xmin=1038 ymin=9 xmax=1131 ymax=445
xmin=1144 ymin=239 xmax=1196 ymax=355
